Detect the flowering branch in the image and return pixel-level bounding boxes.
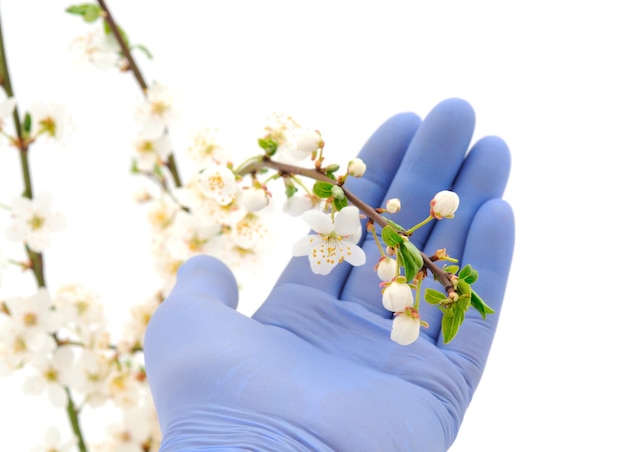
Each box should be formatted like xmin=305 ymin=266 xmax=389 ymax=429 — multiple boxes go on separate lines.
xmin=92 ymin=0 xmax=183 ymax=189
xmin=0 ymin=12 xmax=46 ymax=288
xmin=239 ymin=156 xmax=455 ymax=294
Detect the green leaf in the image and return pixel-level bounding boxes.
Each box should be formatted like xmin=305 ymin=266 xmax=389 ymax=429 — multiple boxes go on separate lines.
xmin=424 ymin=288 xmax=447 ymax=305
xmin=257 ymin=138 xmax=278 ymax=156
xmin=442 ymin=308 xmax=464 ymax=343
xmin=131 ymin=44 xmax=153 ymax=60
xmin=66 ymin=4 xmax=103 ymax=22
xmin=383 ymin=217 xmax=406 ymax=232
xmin=470 ymin=291 xmax=495 ymax=320
xmin=23 ymin=112 xmax=32 ymax=134
xmin=459 ymin=264 xmax=479 ymax=284
xmin=284 ymin=184 xmax=298 ymax=198
xmin=444 ymin=264 xmax=459 ymax=274
xmin=456 ymin=279 xmax=471 ymax=296
xmin=312 ymin=181 xmax=334 ymax=198
xmin=381 ymin=225 xmax=404 ymax=247
xmin=332 ymin=196 xmax=348 ymax=211
xmin=398 ymin=240 xmax=424 ymax=282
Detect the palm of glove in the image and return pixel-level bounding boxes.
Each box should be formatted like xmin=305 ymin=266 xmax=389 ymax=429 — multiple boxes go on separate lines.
xmin=145 ymin=98 xmax=515 ymax=452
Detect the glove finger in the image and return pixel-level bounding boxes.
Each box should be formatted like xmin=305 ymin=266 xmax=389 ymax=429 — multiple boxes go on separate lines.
xmin=438 ymin=199 xmax=515 ymax=391
xmin=144 ymin=255 xmax=240 ymax=411
xmin=263 ymin=113 xmax=421 ymax=307
xmin=341 ymin=98 xmax=476 ymax=317
xmin=418 ymin=135 xmax=511 ymax=340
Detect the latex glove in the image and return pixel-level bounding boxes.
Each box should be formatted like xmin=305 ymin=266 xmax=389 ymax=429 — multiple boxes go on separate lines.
xmin=144 ymin=98 xmax=515 ymax=452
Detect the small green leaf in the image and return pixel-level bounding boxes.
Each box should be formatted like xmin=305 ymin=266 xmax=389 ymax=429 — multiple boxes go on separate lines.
xmin=442 ymin=308 xmax=464 ymax=343
xmin=284 ymin=184 xmax=297 ymax=198
xmin=66 ymin=4 xmax=103 ymax=22
xmin=257 ymin=138 xmax=278 ymax=155
xmin=398 ymin=240 xmax=424 ymax=282
xmin=381 ymin=225 xmax=404 ymax=247
xmin=456 ymin=279 xmax=471 ymax=296
xmin=312 ymin=181 xmax=334 ymax=198
xmin=131 ymin=44 xmax=153 ymax=60
xmin=332 ymin=196 xmax=348 ymax=210
xmin=459 ymin=264 xmax=479 ymax=284
xmin=470 ymin=291 xmax=495 ymax=320
xmin=383 ymin=217 xmax=406 ymax=232
xmin=444 ymin=264 xmax=459 ymax=274
xmin=424 ymin=288 xmax=447 ymax=305
xmin=23 ymin=112 xmax=32 ymax=134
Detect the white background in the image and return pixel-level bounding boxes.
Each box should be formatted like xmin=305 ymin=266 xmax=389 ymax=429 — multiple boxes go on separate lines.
xmin=1 ymin=0 xmax=625 ymax=450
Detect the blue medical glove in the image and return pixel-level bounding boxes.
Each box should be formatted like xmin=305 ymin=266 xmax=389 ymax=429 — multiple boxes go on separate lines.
xmin=144 ymin=98 xmax=515 ymax=452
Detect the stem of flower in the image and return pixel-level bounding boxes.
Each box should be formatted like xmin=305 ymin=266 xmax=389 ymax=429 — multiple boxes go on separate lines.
xmin=0 ymin=10 xmax=46 ymax=288
xmin=95 ymin=0 xmax=147 ymax=91
xmin=95 ymin=0 xmax=184 ymax=188
xmin=406 ymin=215 xmax=433 ymax=235
xmin=65 ymin=387 xmax=88 ymax=452
xmin=240 ymin=157 xmax=455 ymax=294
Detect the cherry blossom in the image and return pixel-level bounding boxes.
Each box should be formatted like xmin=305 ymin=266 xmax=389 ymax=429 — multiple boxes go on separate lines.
xmin=292 ymin=205 xmax=366 ymax=275
xmin=197 ymin=163 xmax=239 ymax=206
xmin=134 ymin=82 xmax=176 ymax=140
xmin=132 ymin=134 xmax=172 ymax=172
xmin=5 ymin=192 xmax=66 ymax=252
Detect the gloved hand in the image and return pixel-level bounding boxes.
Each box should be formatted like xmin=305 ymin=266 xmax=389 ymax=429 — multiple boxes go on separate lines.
xmin=144 ymin=98 xmax=515 ymax=452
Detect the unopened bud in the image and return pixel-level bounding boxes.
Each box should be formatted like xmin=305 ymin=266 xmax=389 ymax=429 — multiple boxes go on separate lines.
xmin=430 ymin=190 xmax=459 ymax=219
xmin=385 ymin=198 xmax=401 ymax=213
xmin=347 ymin=158 xmax=366 ymax=177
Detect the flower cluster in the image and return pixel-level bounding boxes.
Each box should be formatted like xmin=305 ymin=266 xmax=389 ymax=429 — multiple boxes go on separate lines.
xmin=0 ymin=2 xmax=497 ymax=450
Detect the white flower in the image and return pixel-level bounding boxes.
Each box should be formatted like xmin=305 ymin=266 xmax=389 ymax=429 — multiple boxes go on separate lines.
xmin=232 ymin=212 xmax=268 ymax=250
xmin=70 ymin=29 xmax=122 ymax=70
xmin=2 ymin=289 xmax=62 ymax=353
xmin=385 ymin=198 xmax=401 ymax=214
xmin=347 ymin=158 xmax=366 ymax=177
xmin=146 ymin=196 xmax=181 ymax=231
xmin=381 ymin=279 xmax=414 ymax=312
xmin=197 ymin=163 xmax=238 ymax=206
xmin=283 ymin=194 xmax=318 ymax=217
xmin=391 ymin=308 xmax=422 ymax=345
xmin=166 ymin=211 xmax=221 ymax=259
xmin=294 ymin=129 xmax=322 ymax=157
xmin=31 ymin=426 xmax=77 ymax=452
xmin=29 ymin=102 xmax=68 ymax=142
xmin=430 ymin=190 xmax=460 ymax=219
xmin=292 ymin=205 xmax=366 ymax=275
xmin=0 ymin=243 xmax=8 ymax=289
xmin=72 ymin=349 xmax=115 ymax=408
xmin=53 ymin=285 xmax=105 ymax=341
xmin=119 ymin=295 xmax=161 ymax=353
xmin=241 ymin=186 xmax=270 ymax=212
xmin=132 ymin=133 xmax=172 ymax=172
xmin=375 ymin=256 xmax=396 ymax=281
xmin=187 ymin=127 xmax=224 ymax=166
xmin=23 ymin=346 xmax=74 ymax=408
xmin=5 ymin=192 xmax=66 ymax=252
xmin=134 ymin=82 xmax=176 ymax=140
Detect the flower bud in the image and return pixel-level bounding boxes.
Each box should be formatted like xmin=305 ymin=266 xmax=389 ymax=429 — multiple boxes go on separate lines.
xmin=430 ymin=190 xmax=459 ymax=219
xmin=295 ymin=129 xmax=322 ymax=154
xmin=381 ymin=279 xmax=414 ymax=312
xmin=347 ymin=158 xmax=366 ymax=177
xmin=385 ymin=198 xmax=401 ymax=214
xmin=242 ymin=187 xmax=270 ymax=212
xmin=375 ymin=256 xmax=396 ymax=281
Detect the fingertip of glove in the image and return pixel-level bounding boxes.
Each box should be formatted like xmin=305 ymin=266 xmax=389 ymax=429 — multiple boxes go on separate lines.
xmin=170 ymin=255 xmax=239 ymax=310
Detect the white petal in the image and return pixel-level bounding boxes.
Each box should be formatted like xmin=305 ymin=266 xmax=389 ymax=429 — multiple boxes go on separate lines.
xmin=302 ymin=210 xmax=333 ymax=234
xmin=333 ymin=206 xmax=361 ymax=238
xmin=339 ymin=241 xmax=366 ymax=267
xmin=48 ymin=383 xmax=69 ymax=408
xmin=292 ymin=235 xmax=318 ymax=257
